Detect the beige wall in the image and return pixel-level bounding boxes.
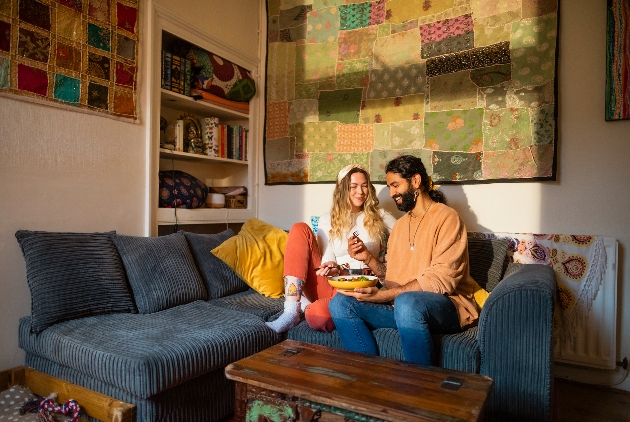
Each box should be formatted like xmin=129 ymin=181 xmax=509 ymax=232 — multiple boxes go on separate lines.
xmin=0 ymin=0 xmax=261 ymax=372
xmin=258 ymin=2 xmax=630 ymax=390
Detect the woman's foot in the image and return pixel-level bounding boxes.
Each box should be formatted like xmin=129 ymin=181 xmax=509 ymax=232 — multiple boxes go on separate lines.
xmin=265 ymin=301 xmax=301 ymax=333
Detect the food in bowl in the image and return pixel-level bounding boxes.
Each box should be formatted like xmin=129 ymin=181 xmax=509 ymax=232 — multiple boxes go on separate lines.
xmin=327 ymin=275 xmax=378 ymax=290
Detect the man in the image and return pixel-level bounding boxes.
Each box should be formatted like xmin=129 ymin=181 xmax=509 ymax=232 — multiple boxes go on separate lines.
xmin=328 ymin=155 xmax=479 ymax=365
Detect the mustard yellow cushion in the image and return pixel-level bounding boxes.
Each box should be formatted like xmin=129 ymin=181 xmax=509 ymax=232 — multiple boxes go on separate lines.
xmin=471 ymin=278 xmax=490 ymax=309
xmin=211 ymin=218 xmax=287 ymax=298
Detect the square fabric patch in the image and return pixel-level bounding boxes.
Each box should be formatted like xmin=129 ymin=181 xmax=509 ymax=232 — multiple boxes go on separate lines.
xmin=1 ymin=0 xmax=139 ymax=121
xmin=264 ymin=0 xmax=559 ymax=183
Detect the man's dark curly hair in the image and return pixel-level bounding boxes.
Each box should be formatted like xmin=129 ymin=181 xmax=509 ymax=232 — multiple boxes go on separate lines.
xmin=385 ymin=155 xmax=447 ymax=205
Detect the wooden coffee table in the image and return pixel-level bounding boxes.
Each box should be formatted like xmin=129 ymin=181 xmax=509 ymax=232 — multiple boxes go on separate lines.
xmin=225 ymin=339 xmax=492 ymax=422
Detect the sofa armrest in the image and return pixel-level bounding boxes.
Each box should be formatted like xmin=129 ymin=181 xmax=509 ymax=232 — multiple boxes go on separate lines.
xmin=478 ymin=263 xmax=556 ymax=422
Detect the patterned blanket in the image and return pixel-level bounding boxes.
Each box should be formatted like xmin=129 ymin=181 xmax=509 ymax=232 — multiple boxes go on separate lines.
xmin=470 ymin=232 xmax=608 ymax=345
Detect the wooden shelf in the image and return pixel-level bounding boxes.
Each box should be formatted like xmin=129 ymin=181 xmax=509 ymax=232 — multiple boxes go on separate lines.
xmin=150 ymin=11 xmax=259 ymax=234
xmin=156 ymin=207 xmax=253 ymax=225
xmin=159 ymin=148 xmax=248 ymax=164
xmin=161 ymin=89 xmax=249 ymax=121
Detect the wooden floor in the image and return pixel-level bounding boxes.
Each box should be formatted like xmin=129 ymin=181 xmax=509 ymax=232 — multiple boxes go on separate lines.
xmin=554 ymin=377 xmax=630 ymax=422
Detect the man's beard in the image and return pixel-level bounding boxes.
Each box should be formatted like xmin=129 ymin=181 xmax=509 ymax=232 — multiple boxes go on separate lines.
xmin=393 ymin=187 xmax=417 ymax=212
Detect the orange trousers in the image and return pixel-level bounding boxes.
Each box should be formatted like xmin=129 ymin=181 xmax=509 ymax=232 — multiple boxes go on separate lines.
xmin=284 ymin=222 xmax=336 ymax=332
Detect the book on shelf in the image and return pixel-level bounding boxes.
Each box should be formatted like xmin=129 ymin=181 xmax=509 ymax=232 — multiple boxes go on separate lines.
xmin=218 ymin=125 xmax=224 ymax=158
xmin=227 ymin=125 xmax=234 ymax=160
xmin=171 ymin=55 xmax=181 ymax=94
xmin=183 ymin=58 xmax=191 ymax=97
xmin=179 ymin=58 xmax=187 ymax=94
xmin=241 ymin=127 xmax=248 ymax=161
xmin=202 ymin=117 xmax=219 ymax=157
xmin=162 ymin=51 xmax=172 ymax=91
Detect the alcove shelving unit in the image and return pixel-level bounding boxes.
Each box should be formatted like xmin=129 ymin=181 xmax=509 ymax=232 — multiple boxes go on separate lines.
xmin=148 ymin=5 xmax=260 ymax=235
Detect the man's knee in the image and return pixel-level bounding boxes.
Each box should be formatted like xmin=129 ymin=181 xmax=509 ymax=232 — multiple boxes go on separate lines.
xmin=329 ymin=293 xmax=352 ymax=317
xmin=393 ymin=292 xmax=430 ymax=324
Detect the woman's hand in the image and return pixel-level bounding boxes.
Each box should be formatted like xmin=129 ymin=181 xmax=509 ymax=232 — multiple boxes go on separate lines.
xmin=316 ymin=261 xmax=342 ymax=277
xmin=347 ymin=234 xmax=370 ymax=263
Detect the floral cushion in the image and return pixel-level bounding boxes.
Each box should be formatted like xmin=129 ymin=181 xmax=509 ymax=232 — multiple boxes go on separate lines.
xmin=158 ymin=170 xmax=208 ymax=209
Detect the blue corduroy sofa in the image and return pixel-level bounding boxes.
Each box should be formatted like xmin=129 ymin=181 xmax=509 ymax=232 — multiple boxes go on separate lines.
xmin=15 ymin=228 xmax=555 ymax=422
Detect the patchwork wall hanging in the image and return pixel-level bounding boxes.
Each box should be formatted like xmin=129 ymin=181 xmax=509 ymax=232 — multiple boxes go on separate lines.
xmin=605 ymin=0 xmax=630 ymax=121
xmin=0 ymin=0 xmax=139 ymax=122
xmin=264 ymin=0 xmax=559 ymax=184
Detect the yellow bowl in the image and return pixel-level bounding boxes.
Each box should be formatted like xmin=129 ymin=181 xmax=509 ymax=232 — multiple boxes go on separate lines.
xmin=328 ymin=275 xmax=378 ymax=290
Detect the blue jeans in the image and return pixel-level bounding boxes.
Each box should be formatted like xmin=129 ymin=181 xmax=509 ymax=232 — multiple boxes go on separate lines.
xmin=329 ymin=291 xmax=461 ymax=366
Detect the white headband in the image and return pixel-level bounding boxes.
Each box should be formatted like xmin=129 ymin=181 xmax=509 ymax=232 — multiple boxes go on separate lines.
xmin=337 ymin=164 xmax=368 ymax=184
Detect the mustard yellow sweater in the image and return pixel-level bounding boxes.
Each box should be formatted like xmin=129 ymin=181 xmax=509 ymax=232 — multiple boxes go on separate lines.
xmin=385 ymin=202 xmax=479 ymax=329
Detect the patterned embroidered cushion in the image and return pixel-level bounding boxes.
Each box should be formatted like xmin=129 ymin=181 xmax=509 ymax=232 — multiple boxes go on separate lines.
xmin=158 ymin=170 xmax=208 ymax=209
xmin=15 ymin=230 xmax=136 ymax=333
xmin=189 ymin=47 xmax=256 ymax=102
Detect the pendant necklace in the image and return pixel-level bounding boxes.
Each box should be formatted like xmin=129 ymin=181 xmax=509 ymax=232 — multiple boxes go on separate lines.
xmin=408 ymin=202 xmax=433 ymax=251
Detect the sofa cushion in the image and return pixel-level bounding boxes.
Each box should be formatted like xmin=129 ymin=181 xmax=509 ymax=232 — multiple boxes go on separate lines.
xmin=290 ymin=323 xmax=480 ymax=374
xmin=18 ymin=301 xmax=282 ymax=399
xmin=210 ymin=289 xmax=284 ymax=321
xmin=183 ymin=230 xmax=249 ymax=299
xmin=111 ymin=232 xmax=207 ymax=313
xmin=211 ymin=218 xmax=287 ymax=298
xmin=287 ymin=320 xmax=343 ymax=350
xmin=14 ymin=230 xmax=136 ymax=333
xmin=467 ymin=238 xmax=510 ymax=292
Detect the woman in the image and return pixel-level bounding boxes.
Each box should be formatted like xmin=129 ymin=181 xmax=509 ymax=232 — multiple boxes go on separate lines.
xmin=329 ymin=155 xmax=479 ymax=366
xmin=265 ymin=164 xmax=396 ymax=333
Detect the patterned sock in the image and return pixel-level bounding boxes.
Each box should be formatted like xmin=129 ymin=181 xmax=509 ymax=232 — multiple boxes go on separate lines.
xmin=265 ymin=300 xmax=301 ymax=333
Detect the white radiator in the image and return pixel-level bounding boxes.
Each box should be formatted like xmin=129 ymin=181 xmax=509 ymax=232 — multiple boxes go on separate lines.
xmin=553 ymin=236 xmax=618 ymax=369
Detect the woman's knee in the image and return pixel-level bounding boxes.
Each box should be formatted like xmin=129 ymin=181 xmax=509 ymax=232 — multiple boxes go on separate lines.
xmin=289 ymin=222 xmax=312 ymax=236
xmin=305 ymin=298 xmax=335 ymax=332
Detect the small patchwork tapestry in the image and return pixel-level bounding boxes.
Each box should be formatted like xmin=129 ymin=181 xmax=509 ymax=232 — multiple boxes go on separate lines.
xmin=0 ymin=0 xmax=139 ymax=122
xmin=264 ymin=0 xmax=559 ymax=184
xmin=605 ymin=0 xmax=630 ymax=121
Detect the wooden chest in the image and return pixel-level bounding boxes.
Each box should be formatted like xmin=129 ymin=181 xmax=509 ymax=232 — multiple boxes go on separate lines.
xmin=0 ymin=366 xmax=135 ymax=422
xmin=225 ymin=340 xmax=493 ymax=422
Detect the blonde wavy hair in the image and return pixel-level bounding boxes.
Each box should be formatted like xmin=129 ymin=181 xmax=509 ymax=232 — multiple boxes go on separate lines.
xmin=329 ymin=168 xmax=387 ymax=243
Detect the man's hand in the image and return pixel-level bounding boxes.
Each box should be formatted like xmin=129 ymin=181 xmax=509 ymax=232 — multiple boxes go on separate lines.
xmin=337 ymin=286 xmax=387 ymax=302
xmin=336 ymin=279 xmax=420 ymax=303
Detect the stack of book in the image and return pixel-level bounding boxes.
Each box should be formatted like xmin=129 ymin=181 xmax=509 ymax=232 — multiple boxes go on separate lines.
xmin=161 ymin=50 xmax=192 ymax=96
xmin=201 ymin=117 xmax=248 ymax=161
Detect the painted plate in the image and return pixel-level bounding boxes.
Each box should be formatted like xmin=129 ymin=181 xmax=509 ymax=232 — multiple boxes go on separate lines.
xmin=327 ymin=275 xmax=378 ymax=290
